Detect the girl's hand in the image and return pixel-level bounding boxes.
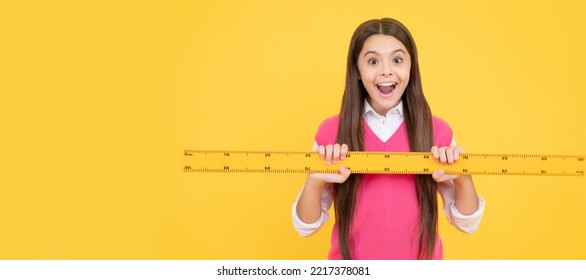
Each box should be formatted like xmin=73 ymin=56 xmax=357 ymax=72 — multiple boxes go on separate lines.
xmin=430 ymin=145 xmax=464 ymax=182
xmin=308 ymin=143 xmax=351 ymax=184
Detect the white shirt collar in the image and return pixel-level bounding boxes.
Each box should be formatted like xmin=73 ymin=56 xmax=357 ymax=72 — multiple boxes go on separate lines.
xmin=363 ymin=100 xmax=404 ymax=118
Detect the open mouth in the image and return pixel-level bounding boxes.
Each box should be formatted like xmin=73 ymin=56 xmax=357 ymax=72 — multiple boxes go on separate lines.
xmin=376 ymin=82 xmax=397 ymax=95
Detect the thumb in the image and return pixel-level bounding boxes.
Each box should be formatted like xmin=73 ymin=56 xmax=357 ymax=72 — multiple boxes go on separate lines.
xmin=335 ymin=166 xmax=351 ymax=183
xmin=432 ymin=169 xmax=457 ymax=182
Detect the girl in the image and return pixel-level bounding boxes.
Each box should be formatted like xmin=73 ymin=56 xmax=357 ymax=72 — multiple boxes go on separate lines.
xmin=292 ymin=18 xmax=485 ymax=260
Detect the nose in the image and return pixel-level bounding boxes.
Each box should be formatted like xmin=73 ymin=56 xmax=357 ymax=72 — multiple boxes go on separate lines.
xmin=380 ymin=61 xmax=393 ymax=76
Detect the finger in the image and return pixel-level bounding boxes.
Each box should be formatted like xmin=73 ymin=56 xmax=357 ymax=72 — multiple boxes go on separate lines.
xmin=438 ymin=146 xmax=447 ymax=163
xmin=453 ymin=146 xmax=464 ymax=161
xmin=446 ymin=146 xmax=455 ymax=164
xmin=431 ymin=146 xmax=439 ymax=162
xmin=340 ymin=144 xmax=349 ymax=160
xmin=325 ymin=144 xmax=333 ymax=165
xmin=333 ymin=144 xmax=341 ymax=164
xmin=318 ymin=145 xmax=326 ymax=160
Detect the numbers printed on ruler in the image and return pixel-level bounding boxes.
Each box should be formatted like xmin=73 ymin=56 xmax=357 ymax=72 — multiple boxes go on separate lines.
xmin=183 ymin=150 xmax=585 ymax=176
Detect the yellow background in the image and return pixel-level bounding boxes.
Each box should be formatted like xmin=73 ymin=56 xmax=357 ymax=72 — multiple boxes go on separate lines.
xmin=1 ymin=0 xmax=585 ymax=259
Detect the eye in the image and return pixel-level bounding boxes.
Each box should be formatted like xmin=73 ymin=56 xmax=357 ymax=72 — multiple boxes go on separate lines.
xmin=367 ymin=58 xmax=378 ymax=65
xmin=393 ymin=57 xmax=403 ymax=64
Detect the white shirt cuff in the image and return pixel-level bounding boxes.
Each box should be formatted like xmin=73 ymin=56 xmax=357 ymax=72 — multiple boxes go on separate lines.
xmin=448 ymin=196 xmax=486 ymax=234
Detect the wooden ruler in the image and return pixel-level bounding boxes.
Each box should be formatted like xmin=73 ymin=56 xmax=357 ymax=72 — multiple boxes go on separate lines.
xmin=183 ymin=150 xmax=585 ymax=176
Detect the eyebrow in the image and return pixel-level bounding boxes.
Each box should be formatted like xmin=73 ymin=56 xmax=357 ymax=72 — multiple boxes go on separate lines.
xmin=364 ymin=49 xmax=406 ymax=57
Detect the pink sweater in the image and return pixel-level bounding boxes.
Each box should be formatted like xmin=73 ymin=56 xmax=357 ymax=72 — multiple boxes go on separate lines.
xmin=315 ymin=115 xmax=453 ymax=260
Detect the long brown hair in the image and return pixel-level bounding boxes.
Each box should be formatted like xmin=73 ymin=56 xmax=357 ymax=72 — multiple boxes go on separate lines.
xmin=334 ymin=18 xmax=437 ymax=260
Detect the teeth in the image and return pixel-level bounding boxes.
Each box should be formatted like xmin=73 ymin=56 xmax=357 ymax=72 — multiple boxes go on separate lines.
xmin=378 ymin=82 xmax=397 ymax=86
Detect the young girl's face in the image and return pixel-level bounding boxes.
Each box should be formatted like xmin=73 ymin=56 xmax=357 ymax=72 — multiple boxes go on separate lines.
xmin=357 ymin=34 xmax=411 ymax=115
